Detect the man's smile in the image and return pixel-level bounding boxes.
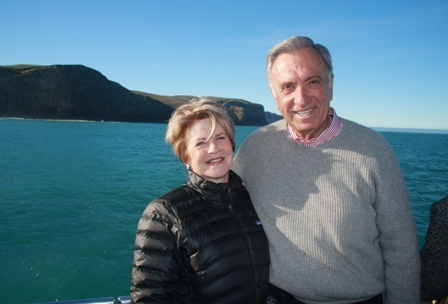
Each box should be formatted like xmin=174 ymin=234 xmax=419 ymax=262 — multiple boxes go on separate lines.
xmin=294 ymin=108 xmax=315 ymax=115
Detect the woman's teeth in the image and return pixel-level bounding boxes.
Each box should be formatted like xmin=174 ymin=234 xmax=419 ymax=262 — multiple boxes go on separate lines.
xmin=207 ymin=158 xmax=223 ymax=164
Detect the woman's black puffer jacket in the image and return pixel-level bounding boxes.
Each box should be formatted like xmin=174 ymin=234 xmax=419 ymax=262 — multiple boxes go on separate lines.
xmin=131 ymin=170 xmax=270 ymax=303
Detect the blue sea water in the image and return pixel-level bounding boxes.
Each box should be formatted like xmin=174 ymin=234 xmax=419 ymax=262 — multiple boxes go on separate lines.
xmin=1 ymin=119 xmax=447 ymax=304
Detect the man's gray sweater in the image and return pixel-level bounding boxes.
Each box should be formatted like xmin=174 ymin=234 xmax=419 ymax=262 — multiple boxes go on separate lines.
xmin=233 ymin=118 xmax=420 ymax=304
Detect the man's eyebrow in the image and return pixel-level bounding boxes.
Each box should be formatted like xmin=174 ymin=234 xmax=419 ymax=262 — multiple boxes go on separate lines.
xmin=305 ymin=74 xmax=322 ymax=81
xmin=278 ymin=80 xmax=294 ymax=87
xmin=278 ymin=74 xmax=322 ymax=86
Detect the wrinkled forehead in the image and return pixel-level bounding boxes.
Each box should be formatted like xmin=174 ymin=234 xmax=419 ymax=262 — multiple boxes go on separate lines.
xmin=274 ymin=48 xmax=327 ymax=74
xmin=272 ymin=50 xmax=330 ymax=85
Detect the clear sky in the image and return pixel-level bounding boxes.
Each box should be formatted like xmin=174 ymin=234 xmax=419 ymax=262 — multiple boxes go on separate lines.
xmin=1 ymin=0 xmax=447 ymax=130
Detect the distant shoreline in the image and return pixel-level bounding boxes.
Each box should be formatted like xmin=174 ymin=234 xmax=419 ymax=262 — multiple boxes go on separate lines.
xmin=372 ymin=127 xmax=448 ymax=135
xmin=2 ymin=117 xmax=448 ymax=134
xmin=0 ymin=117 xmax=165 ymax=124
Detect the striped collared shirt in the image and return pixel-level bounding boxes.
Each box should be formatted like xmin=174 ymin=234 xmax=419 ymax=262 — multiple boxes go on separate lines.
xmin=286 ymin=108 xmax=343 ymax=146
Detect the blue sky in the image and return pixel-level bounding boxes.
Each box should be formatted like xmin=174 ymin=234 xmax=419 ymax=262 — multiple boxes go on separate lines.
xmin=1 ymin=1 xmax=447 ymax=130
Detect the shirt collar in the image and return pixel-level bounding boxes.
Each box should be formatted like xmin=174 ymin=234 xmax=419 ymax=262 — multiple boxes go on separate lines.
xmin=286 ymin=108 xmax=343 ymax=146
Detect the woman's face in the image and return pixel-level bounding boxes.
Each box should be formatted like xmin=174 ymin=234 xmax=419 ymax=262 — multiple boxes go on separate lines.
xmin=185 ymin=118 xmax=233 ymax=183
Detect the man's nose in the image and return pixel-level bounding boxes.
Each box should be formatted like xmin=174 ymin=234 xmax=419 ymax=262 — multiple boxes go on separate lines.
xmin=294 ymin=85 xmax=310 ymax=106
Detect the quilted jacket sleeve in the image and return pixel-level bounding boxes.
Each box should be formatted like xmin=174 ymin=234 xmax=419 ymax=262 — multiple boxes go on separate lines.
xmin=420 ymin=196 xmax=448 ymax=301
xmin=130 ymin=200 xmax=190 ymax=303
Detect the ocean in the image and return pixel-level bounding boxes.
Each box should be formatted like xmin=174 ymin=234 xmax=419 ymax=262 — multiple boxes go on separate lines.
xmin=1 ymin=119 xmax=447 ymax=304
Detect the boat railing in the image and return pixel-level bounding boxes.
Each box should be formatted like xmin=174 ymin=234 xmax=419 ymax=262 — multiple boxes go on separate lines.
xmin=33 ymin=295 xmax=131 ymax=304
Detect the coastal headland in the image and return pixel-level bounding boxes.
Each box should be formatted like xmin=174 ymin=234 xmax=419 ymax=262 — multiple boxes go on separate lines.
xmin=0 ymin=64 xmax=281 ymax=126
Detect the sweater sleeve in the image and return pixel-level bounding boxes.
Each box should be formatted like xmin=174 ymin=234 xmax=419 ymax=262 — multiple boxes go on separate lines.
xmin=130 ymin=200 xmax=189 ymax=303
xmin=373 ymin=143 xmax=421 ymax=303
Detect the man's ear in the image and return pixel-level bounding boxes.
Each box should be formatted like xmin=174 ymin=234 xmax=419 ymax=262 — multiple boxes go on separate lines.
xmin=329 ymin=73 xmax=334 ymax=101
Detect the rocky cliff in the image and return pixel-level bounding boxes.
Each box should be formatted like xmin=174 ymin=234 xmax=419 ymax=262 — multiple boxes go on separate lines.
xmin=0 ymin=65 xmax=174 ymax=123
xmin=0 ymin=64 xmax=274 ymax=125
xmin=135 ymin=92 xmax=269 ymax=126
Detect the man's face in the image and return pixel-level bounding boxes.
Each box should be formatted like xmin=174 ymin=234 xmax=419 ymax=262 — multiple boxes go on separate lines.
xmin=270 ymin=47 xmax=334 ymax=140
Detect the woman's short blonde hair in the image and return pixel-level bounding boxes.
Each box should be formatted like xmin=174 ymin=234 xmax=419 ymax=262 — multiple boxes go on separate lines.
xmin=165 ymin=98 xmax=236 ymax=164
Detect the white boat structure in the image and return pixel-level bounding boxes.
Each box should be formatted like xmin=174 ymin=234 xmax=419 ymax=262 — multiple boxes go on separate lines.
xmin=35 ymin=295 xmax=131 ymax=304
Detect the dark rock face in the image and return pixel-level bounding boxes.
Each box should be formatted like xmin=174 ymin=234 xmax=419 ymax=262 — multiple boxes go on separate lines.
xmin=215 ymin=99 xmax=267 ymax=126
xmin=0 ymin=65 xmax=174 ymax=122
xmin=0 ymin=64 xmax=270 ymax=125
xmin=265 ymin=111 xmax=283 ymax=124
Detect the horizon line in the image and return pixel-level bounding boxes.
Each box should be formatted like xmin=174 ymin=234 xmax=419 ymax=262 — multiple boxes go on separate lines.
xmin=371 ymin=126 xmax=448 ymax=134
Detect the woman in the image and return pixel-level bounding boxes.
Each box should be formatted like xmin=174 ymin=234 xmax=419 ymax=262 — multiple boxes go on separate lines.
xmin=130 ymin=98 xmax=270 ymax=303
xmin=421 ymin=195 xmax=448 ymax=304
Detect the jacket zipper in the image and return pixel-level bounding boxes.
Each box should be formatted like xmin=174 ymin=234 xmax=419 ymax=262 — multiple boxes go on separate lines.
xmin=228 ymin=203 xmax=259 ymax=303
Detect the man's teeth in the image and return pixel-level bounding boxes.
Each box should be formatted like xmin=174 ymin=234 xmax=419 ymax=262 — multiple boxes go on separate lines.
xmin=296 ymin=109 xmax=313 ymax=115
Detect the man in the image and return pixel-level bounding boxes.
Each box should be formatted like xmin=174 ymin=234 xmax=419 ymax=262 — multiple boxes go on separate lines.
xmin=233 ymin=36 xmax=420 ymax=303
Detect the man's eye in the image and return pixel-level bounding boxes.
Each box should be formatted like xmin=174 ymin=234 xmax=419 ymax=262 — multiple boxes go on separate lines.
xmin=282 ymin=84 xmax=294 ymax=92
xmin=308 ymin=79 xmax=321 ymax=87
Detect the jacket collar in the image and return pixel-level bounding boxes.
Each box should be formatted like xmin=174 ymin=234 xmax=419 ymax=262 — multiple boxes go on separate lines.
xmin=187 ymin=170 xmax=243 ymax=207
